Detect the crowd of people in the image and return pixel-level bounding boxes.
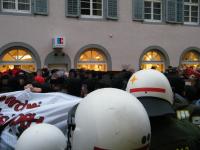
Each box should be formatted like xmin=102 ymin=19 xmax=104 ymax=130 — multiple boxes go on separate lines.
xmin=1 ymin=65 xmax=200 ymax=100
xmin=1 ymin=65 xmax=200 ymax=122
xmin=0 ymin=66 xmax=133 ymax=96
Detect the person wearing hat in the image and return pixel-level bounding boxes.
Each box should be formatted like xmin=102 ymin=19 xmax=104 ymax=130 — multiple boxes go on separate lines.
xmin=34 ymin=69 xmax=45 ymax=85
xmin=165 ymin=66 xmax=185 ymax=96
xmin=15 ymin=88 xmax=151 ymax=150
xmin=15 ymin=123 xmax=67 ymax=150
xmin=67 ymin=88 xmax=151 ymax=150
xmin=126 ymin=69 xmax=200 ymax=150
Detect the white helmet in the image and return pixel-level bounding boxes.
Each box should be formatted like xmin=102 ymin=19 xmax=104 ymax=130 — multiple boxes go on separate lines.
xmin=126 ymin=69 xmax=174 ymax=117
xmin=70 ymin=88 xmax=151 ymax=150
xmin=15 ymin=123 xmax=67 ymax=150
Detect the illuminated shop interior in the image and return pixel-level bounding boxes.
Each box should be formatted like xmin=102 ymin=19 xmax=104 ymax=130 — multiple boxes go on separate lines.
xmin=77 ymin=48 xmax=107 ymax=71
xmin=0 ymin=49 xmax=36 ymax=72
xmin=141 ymin=50 xmax=165 ymax=72
xmin=181 ymin=51 xmax=200 ymax=69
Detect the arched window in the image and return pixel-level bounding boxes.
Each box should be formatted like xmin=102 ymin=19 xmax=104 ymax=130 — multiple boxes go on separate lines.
xmin=181 ymin=50 xmax=200 ymax=69
xmin=141 ymin=50 xmax=166 ymax=72
xmin=0 ymin=48 xmax=36 ymax=72
xmin=77 ymin=48 xmax=107 ymax=71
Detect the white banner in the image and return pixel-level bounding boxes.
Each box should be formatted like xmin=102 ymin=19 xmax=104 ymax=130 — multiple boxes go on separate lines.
xmin=0 ymin=90 xmax=82 ymax=150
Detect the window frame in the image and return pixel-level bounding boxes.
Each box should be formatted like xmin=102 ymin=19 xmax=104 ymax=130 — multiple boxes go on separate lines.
xmin=141 ymin=50 xmax=166 ymax=72
xmin=0 ymin=48 xmax=36 ymax=72
xmin=184 ymin=0 xmax=199 ymax=25
xmin=77 ymin=48 xmax=108 ymax=71
xmin=182 ymin=51 xmax=200 ymax=63
xmin=1 ymin=0 xmax=31 ymax=14
xmin=80 ymin=0 xmax=103 ymax=19
xmin=144 ymin=0 xmax=162 ymax=22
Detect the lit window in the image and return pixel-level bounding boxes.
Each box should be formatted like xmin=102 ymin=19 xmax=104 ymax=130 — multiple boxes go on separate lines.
xmin=0 ymin=49 xmax=36 ymax=72
xmin=2 ymin=0 xmax=31 ymax=13
xmin=181 ymin=50 xmax=200 ymax=68
xmin=77 ymin=48 xmax=107 ymax=71
xmin=81 ymin=0 xmax=103 ymax=18
xmin=2 ymin=49 xmax=33 ymax=61
xmin=144 ymin=0 xmax=162 ymax=22
xmin=141 ymin=50 xmax=165 ymax=72
xmin=184 ymin=0 xmax=199 ymax=25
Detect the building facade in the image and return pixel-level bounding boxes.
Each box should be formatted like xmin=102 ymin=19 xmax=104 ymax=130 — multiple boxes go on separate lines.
xmin=0 ymin=0 xmax=200 ymax=72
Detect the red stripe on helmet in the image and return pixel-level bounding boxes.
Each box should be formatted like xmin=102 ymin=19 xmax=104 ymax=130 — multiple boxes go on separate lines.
xmin=130 ymin=88 xmax=166 ymax=93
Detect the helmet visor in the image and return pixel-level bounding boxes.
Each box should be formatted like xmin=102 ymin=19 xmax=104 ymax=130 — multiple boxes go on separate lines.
xmin=138 ymin=97 xmax=175 ymax=117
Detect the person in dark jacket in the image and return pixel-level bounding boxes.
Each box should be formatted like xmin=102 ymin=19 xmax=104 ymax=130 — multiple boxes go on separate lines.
xmin=126 ymin=69 xmax=200 ymax=150
xmin=165 ymin=66 xmax=185 ymax=96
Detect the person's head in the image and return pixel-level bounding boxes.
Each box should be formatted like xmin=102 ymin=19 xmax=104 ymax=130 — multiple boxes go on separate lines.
xmin=15 ymin=123 xmax=67 ymax=150
xmin=166 ymin=66 xmax=178 ymax=75
xmin=42 ymin=66 xmax=49 ymax=78
xmin=68 ymin=88 xmax=151 ymax=150
xmin=69 ymin=69 xmax=77 ymax=78
xmin=17 ymin=72 xmax=27 ymax=86
xmin=151 ymin=66 xmax=157 ymax=70
xmin=126 ymin=69 xmax=174 ymax=117
xmin=53 ymin=78 xmax=65 ymax=92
